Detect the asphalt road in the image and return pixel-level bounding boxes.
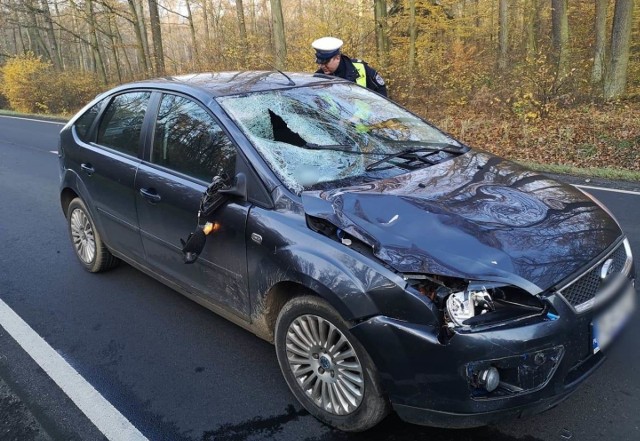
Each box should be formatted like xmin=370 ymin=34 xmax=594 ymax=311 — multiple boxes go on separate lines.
xmin=0 ymin=115 xmax=639 ymax=441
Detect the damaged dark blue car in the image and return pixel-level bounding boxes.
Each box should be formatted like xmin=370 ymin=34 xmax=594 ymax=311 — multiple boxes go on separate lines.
xmin=59 ymin=72 xmax=636 ymax=432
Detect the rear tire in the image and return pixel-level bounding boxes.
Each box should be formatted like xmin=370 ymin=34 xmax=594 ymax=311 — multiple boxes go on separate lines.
xmin=67 ymin=198 xmax=119 ymax=272
xmin=275 ymin=296 xmax=389 ymax=431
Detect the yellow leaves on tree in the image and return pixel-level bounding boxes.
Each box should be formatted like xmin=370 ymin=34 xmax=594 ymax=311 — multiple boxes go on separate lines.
xmin=1 ymin=53 xmax=100 ymax=115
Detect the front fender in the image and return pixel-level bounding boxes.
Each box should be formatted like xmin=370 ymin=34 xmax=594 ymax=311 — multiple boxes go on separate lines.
xmin=246 ymin=206 xmax=438 ymax=325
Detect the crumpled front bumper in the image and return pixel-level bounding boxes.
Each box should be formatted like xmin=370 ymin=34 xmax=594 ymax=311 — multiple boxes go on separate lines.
xmin=350 ymin=278 xmax=636 ymax=428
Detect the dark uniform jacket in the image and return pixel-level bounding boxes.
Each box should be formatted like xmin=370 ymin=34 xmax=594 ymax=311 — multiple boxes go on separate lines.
xmin=316 ymin=55 xmax=387 ymax=97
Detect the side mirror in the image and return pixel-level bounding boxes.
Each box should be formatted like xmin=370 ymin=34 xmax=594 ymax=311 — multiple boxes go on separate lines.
xmin=180 ymin=222 xmax=219 ymax=264
xmin=180 ymin=173 xmax=247 ymax=264
xmin=218 ymin=173 xmax=247 ymax=200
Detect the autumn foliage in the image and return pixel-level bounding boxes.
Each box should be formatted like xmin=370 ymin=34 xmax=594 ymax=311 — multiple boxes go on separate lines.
xmin=1 ymin=54 xmax=100 ymax=114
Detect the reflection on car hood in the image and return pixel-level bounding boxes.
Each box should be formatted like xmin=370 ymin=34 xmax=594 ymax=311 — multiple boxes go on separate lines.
xmin=301 ymin=151 xmax=622 ymax=293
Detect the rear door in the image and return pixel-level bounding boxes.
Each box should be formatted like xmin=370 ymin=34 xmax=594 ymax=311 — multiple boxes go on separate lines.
xmin=134 ymin=92 xmax=251 ymax=319
xmin=72 ymin=91 xmax=151 ymax=259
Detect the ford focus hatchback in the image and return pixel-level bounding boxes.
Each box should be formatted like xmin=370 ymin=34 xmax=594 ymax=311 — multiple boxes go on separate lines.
xmin=59 ymin=72 xmax=636 ymax=431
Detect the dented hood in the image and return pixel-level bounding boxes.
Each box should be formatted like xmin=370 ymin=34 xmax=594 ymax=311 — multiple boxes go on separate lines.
xmin=301 ymin=151 xmax=622 ymax=293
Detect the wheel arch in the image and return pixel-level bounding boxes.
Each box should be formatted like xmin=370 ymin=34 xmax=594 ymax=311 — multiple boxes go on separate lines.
xmin=60 ymin=187 xmax=79 ymax=217
xmin=248 ymin=245 xmax=387 ymax=343
xmin=252 ymin=280 xmax=319 ymax=343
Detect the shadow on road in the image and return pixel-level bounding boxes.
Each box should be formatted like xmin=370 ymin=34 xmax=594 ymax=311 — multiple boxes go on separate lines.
xmin=202 ymin=404 xmax=548 ymax=441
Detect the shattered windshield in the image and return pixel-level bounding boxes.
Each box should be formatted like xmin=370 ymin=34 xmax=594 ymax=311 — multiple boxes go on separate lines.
xmin=217 ymin=82 xmax=464 ymax=194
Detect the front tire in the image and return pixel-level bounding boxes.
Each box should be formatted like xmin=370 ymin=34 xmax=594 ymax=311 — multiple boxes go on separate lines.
xmin=275 ymin=296 xmax=389 ymax=432
xmin=66 ymin=198 xmax=119 ymax=272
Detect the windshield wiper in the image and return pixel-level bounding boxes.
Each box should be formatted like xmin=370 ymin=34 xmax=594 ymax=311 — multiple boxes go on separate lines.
xmin=383 ymin=140 xmax=463 ymax=152
xmin=365 ymin=145 xmax=457 ymax=171
xmin=303 ymin=143 xmax=381 ymax=155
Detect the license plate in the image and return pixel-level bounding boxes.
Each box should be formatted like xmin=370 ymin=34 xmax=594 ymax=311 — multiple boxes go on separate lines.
xmin=592 ymin=284 xmax=636 ymax=353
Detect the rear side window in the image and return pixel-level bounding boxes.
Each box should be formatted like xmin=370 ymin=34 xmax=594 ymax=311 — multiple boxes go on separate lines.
xmin=152 ymin=94 xmax=236 ymax=181
xmin=96 ymin=92 xmax=151 ymax=156
xmin=74 ymin=102 xmax=102 ymax=142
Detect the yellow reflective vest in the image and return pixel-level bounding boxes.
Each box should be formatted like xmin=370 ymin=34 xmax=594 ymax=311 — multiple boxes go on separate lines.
xmin=353 ymin=62 xmax=367 ymax=88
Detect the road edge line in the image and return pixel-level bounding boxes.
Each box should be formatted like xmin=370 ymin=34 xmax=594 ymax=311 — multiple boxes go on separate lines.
xmin=0 ymin=115 xmax=65 ymax=125
xmin=0 ymin=298 xmax=148 ymax=441
xmin=575 ymin=184 xmax=640 ymax=196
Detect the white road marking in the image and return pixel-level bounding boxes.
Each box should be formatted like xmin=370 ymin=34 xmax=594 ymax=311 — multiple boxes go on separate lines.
xmin=50 ymin=150 xmax=58 ymax=154
xmin=0 ymin=298 xmax=148 ymax=441
xmin=575 ymin=184 xmax=640 ymax=196
xmin=0 ymin=114 xmax=65 ymax=125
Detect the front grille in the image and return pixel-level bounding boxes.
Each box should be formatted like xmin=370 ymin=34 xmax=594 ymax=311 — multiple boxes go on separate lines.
xmin=558 ymin=241 xmax=630 ymax=311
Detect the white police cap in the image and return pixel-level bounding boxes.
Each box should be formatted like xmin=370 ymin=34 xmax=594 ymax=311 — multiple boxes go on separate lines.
xmin=312 ymin=37 xmax=344 ymax=63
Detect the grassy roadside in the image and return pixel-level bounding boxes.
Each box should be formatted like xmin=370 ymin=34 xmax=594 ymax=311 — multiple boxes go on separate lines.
xmin=515 ymin=162 xmax=640 ymax=183
xmin=424 ymin=101 xmax=640 ymax=182
xmin=2 ymin=108 xmax=639 ymax=183
xmin=0 ymin=109 xmax=69 ymax=123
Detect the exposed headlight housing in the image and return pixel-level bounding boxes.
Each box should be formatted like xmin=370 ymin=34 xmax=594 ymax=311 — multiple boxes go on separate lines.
xmin=403 ymin=275 xmax=549 ymax=331
xmin=446 ymin=287 xmax=495 ymax=327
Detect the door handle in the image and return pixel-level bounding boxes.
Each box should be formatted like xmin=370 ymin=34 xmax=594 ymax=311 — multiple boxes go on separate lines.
xmin=80 ymin=163 xmax=94 ymax=175
xmin=139 ymin=188 xmax=161 ymax=203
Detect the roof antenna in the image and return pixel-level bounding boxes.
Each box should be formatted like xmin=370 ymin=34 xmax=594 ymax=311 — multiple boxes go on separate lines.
xmin=266 ymin=62 xmax=295 ymax=86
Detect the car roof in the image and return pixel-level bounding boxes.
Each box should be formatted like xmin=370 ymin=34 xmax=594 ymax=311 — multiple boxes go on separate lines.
xmin=121 ymin=71 xmax=343 ymax=97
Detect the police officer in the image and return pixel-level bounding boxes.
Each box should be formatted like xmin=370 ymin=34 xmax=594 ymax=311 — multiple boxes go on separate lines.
xmin=312 ymin=37 xmax=387 ymax=97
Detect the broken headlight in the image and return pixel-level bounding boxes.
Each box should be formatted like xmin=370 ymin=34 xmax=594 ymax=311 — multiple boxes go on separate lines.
xmin=446 ymin=288 xmax=495 ymax=327
xmin=445 ymin=283 xmax=546 ymax=329
xmin=403 ymin=276 xmax=548 ymax=330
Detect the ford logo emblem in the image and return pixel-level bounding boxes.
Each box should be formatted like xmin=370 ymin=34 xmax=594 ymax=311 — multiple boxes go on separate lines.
xmin=599 ymin=259 xmax=615 ymax=281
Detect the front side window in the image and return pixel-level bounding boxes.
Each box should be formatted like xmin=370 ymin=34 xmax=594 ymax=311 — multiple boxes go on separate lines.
xmin=218 ymin=83 xmax=465 ymax=194
xmin=96 ymin=91 xmax=151 ymax=156
xmin=152 ymin=94 xmax=236 ymax=181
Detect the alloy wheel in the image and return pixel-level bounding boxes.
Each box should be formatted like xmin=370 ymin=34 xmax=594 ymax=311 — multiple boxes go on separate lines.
xmin=285 ymin=314 xmax=364 ymax=415
xmin=70 ymin=208 xmax=96 ymax=264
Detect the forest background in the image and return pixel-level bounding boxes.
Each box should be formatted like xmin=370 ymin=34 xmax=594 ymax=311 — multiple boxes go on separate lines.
xmin=0 ymin=0 xmax=638 ymax=178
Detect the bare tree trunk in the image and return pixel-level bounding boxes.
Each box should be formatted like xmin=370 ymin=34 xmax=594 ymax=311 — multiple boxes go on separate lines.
xmin=605 ymin=0 xmax=634 ymax=99
xmin=498 ymin=0 xmax=508 ymax=69
xmin=136 ymin=0 xmax=151 ymax=73
xmin=592 ymin=0 xmax=608 ymax=84
xmin=11 ymin=28 xmax=20 ymax=54
xmin=25 ymin=0 xmax=50 ymax=58
xmin=209 ymin=0 xmax=222 ymax=63
xmin=185 ymin=0 xmax=199 ymax=60
xmin=10 ymin=0 xmax=26 ymax=54
xmin=126 ymin=0 xmax=149 ymax=74
xmin=86 ymin=0 xmax=108 ymax=83
xmin=106 ymin=13 xmax=123 ymax=83
xmin=356 ymin=0 xmax=366 ymax=54
xmin=525 ymin=0 xmax=538 ymax=58
xmin=374 ymin=0 xmax=389 ymax=67
xmin=114 ymin=20 xmax=134 ymax=79
xmin=250 ymin=0 xmax=257 ymax=36
xmin=269 ymin=0 xmax=286 ymax=69
xmin=201 ymin=0 xmax=211 ymax=46
xmin=52 ymin=0 xmax=65 ymax=68
xmin=40 ymin=0 xmax=62 ymax=69
xmin=551 ymin=0 xmax=569 ymax=79
xmin=236 ymin=0 xmax=248 ymax=66
xmin=408 ymin=0 xmax=416 ymax=72
xmin=69 ymin=0 xmax=82 ymax=70
xmin=148 ymin=0 xmax=165 ymax=75
xmin=490 ymin=0 xmax=495 ymax=43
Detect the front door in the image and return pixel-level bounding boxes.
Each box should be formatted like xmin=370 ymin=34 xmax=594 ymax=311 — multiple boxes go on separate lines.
xmin=134 ymin=93 xmax=251 ymax=319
